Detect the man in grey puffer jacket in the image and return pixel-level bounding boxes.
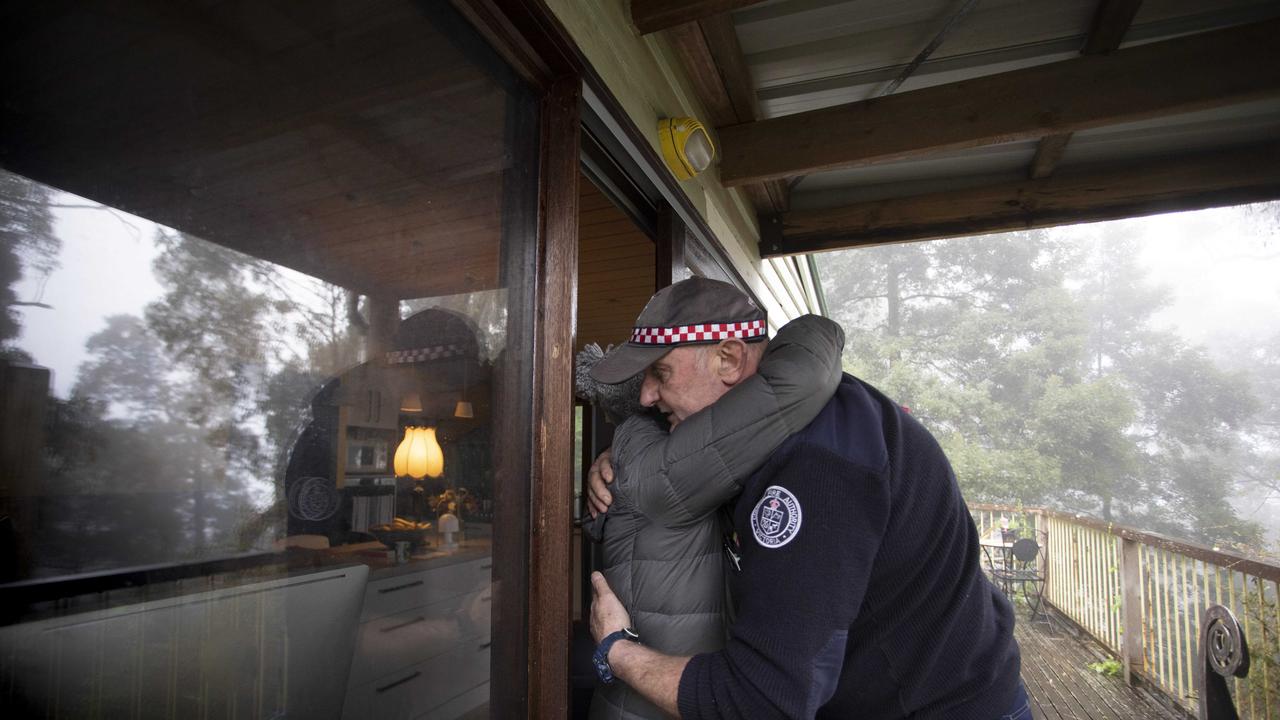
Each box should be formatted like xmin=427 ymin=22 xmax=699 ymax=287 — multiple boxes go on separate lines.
xmin=581 ymin=313 xmax=844 ymax=719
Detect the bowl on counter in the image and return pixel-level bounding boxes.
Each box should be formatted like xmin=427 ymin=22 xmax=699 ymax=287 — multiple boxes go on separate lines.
xmin=368 ymin=521 xmax=433 ymax=552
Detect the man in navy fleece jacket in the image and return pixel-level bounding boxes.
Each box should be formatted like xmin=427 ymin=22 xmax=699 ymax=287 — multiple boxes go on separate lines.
xmin=586 ymin=279 xmax=1027 ymax=719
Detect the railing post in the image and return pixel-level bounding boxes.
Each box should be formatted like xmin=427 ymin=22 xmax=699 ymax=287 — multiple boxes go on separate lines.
xmin=1119 ymin=536 xmax=1144 ymax=685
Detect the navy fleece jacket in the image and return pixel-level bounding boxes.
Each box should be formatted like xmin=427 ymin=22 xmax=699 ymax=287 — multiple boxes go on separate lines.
xmin=677 ymin=375 xmax=1021 ymax=719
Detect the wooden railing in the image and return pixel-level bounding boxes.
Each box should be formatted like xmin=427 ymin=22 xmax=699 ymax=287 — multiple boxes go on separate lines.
xmin=970 ymin=504 xmax=1280 ymax=720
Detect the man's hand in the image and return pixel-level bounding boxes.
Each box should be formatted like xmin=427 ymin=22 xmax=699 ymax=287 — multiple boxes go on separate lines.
xmin=590 ymin=571 xmax=631 ymax=644
xmin=586 ymin=449 xmax=615 ymax=518
xmin=591 ymin=571 xmax=687 ymax=716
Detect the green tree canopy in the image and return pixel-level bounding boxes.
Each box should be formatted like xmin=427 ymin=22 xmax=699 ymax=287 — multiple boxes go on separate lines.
xmin=821 ymin=225 xmax=1265 ymax=546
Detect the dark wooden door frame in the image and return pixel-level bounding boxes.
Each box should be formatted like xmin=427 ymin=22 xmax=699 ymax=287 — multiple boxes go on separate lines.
xmin=450 ymin=2 xmax=584 ymax=717
xmin=528 ymin=76 xmax=581 ymax=719
xmin=451 ymin=2 xmax=770 ymax=716
xmin=656 ymin=207 xmax=691 ymax=289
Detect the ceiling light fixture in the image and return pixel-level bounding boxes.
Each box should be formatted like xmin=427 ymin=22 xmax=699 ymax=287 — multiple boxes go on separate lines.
xmin=659 ymin=117 xmax=715 ymax=181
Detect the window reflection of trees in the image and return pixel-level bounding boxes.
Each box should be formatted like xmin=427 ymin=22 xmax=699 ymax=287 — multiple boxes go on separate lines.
xmin=3 ymin=171 xmax=507 ymax=575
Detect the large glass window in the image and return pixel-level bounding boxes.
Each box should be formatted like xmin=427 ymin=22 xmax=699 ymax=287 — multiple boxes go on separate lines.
xmin=1 ymin=3 xmax=538 ymax=718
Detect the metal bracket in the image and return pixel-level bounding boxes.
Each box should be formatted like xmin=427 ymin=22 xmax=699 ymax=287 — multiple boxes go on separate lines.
xmin=1198 ymin=604 xmax=1250 ymax=720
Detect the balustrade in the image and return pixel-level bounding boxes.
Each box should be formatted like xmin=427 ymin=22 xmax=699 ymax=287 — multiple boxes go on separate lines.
xmin=970 ymin=503 xmax=1279 ymax=719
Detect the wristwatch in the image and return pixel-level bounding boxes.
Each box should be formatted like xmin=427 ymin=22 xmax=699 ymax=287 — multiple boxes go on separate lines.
xmin=592 ymin=627 xmax=640 ymax=684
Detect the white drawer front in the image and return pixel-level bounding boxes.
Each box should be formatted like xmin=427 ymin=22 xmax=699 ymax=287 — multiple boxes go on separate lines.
xmin=361 ymin=558 xmax=490 ymax=622
xmin=361 ymin=570 xmax=431 ymax=622
xmin=417 ymin=680 xmax=489 ymax=720
xmin=369 ymin=642 xmax=491 ymax=719
xmin=349 ymin=589 xmax=488 ymax=688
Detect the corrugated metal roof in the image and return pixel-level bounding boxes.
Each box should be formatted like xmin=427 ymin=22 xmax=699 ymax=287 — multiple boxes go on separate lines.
xmin=728 ymin=0 xmax=1280 ymax=212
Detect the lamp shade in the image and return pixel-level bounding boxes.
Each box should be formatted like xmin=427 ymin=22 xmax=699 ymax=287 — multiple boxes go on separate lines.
xmin=400 ymin=392 xmax=423 ymax=413
xmin=393 ymin=426 xmax=413 ymax=476
xmin=454 ymin=400 xmax=474 ymax=419
xmin=395 ymin=426 xmax=444 ymax=479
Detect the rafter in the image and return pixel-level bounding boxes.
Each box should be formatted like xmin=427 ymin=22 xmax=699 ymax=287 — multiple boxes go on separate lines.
xmin=719 ymin=18 xmax=1280 ymax=187
xmin=1031 ymin=0 xmax=1144 ymax=179
xmin=1083 ymin=0 xmax=1145 ymax=56
xmin=631 ymin=0 xmax=770 ymax=35
xmin=667 ymin=14 xmax=788 ymax=212
xmin=761 ymin=141 xmax=1280 ymax=257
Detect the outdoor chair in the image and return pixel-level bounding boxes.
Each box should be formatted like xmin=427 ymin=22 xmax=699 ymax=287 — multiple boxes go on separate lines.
xmin=991 ymin=537 xmax=1049 ymax=624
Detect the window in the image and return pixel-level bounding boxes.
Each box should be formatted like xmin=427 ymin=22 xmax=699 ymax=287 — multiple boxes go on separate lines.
xmin=1 ymin=2 xmax=540 ymax=717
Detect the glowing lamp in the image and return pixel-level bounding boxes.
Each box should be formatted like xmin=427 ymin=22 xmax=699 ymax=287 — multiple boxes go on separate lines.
xmin=394 ymin=426 xmax=444 ymax=479
xmin=659 ymin=117 xmax=715 ymax=180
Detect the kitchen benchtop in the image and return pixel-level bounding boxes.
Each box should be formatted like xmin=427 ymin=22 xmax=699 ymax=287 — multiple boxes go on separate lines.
xmin=323 ymin=539 xmax=492 ymax=580
xmin=286 ymin=529 xmax=494 ymax=581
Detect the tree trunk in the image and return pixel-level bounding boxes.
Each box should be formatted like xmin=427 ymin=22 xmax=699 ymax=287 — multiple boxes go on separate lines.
xmin=193 ymin=462 xmax=206 ymax=554
xmin=886 ymin=261 xmax=902 ymax=367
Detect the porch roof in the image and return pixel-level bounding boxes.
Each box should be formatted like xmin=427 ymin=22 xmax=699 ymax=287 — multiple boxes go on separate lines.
xmin=633 ymin=0 xmax=1280 ymax=256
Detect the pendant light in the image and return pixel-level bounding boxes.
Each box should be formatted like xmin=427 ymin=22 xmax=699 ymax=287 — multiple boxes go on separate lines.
xmin=454 ymin=358 xmax=473 ymax=418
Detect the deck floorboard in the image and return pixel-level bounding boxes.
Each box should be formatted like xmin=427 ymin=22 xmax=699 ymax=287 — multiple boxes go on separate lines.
xmin=1015 ymin=614 xmax=1188 ymax=720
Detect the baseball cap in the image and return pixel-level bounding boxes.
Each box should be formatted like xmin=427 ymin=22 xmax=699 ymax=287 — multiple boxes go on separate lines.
xmin=589 ymin=277 xmax=767 ymax=384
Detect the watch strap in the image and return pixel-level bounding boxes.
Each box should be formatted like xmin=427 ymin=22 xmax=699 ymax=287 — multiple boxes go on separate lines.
xmin=592 ymin=628 xmax=640 ymax=684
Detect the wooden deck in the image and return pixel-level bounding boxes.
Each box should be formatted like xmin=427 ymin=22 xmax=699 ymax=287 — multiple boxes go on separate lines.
xmin=1017 ymin=614 xmax=1187 ymax=720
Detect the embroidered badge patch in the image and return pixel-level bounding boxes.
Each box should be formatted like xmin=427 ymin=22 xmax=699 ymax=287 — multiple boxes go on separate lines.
xmin=750 ymin=485 xmax=802 ymax=548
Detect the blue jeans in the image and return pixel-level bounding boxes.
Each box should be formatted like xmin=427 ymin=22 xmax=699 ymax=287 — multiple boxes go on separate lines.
xmin=1000 ymin=681 xmax=1032 ymax=720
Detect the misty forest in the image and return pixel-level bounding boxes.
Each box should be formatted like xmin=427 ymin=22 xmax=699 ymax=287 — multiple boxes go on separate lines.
xmin=819 ymin=220 xmax=1280 ymax=554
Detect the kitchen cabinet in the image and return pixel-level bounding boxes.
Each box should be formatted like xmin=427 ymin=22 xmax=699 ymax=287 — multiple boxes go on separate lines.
xmin=342 ymin=553 xmax=492 ymax=719
xmin=338 ymin=363 xmax=403 ymax=430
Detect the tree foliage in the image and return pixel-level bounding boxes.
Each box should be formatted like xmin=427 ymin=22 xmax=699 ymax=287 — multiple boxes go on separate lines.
xmin=822 ymin=226 xmax=1265 ymax=546
xmin=27 ymin=225 xmax=367 ymax=571
xmin=0 ymin=171 xmax=60 ymax=357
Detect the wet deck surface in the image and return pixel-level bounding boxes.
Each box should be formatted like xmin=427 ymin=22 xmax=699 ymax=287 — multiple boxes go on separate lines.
xmin=1016 ymin=615 xmax=1187 ymax=720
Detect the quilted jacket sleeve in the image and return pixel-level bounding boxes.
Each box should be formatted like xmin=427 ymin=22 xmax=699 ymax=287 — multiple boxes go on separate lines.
xmin=611 ymin=314 xmax=844 ymax=528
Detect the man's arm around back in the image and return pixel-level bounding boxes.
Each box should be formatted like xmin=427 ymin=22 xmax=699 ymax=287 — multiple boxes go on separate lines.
xmin=590 ymin=571 xmax=687 ymax=717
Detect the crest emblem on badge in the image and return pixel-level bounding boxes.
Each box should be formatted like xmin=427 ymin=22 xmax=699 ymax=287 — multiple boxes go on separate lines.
xmin=750 ymin=485 xmax=802 ymax=548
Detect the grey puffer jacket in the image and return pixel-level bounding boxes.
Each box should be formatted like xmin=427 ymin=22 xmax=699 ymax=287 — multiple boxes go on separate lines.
xmin=585 ymin=314 xmax=844 ymax=720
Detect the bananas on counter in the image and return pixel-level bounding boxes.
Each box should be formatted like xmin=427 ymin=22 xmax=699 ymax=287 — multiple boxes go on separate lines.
xmin=373 ymin=517 xmax=432 ymax=531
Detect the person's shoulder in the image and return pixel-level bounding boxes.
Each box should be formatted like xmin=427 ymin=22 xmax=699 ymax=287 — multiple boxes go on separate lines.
xmin=789 ymin=374 xmax=893 ymax=474
xmin=611 ymin=414 xmax=666 ymax=459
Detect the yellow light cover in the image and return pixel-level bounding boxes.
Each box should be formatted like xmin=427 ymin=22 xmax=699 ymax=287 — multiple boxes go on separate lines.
xmin=659 ymin=117 xmax=716 ymax=181
xmin=394 ymin=426 xmax=444 ymax=479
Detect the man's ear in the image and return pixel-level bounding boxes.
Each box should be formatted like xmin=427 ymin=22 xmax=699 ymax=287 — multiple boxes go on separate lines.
xmin=714 ymin=339 xmax=749 ymax=385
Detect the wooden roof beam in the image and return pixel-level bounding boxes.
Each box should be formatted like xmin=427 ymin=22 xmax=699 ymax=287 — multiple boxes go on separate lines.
xmin=1082 ymin=0 xmax=1145 ymax=56
xmin=1031 ymin=0 xmax=1144 ymax=179
xmin=667 ymin=14 xmax=788 ymax=212
xmin=631 ymin=0 xmax=770 ymax=35
xmin=761 ymin=140 xmax=1280 ymax=257
xmin=719 ymin=18 xmax=1280 ymax=187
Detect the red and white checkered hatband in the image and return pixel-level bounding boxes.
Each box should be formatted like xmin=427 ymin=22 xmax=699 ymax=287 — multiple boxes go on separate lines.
xmin=629 ymin=319 xmax=766 ymax=345
xmin=386 ymin=343 xmax=469 ymax=365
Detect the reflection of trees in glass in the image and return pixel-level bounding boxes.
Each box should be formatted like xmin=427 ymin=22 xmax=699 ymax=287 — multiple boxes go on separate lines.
xmin=822 ymin=225 xmax=1265 ymax=548
xmin=34 ymin=226 xmax=368 ymax=571
xmin=1 ymin=171 xmax=60 ymax=360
